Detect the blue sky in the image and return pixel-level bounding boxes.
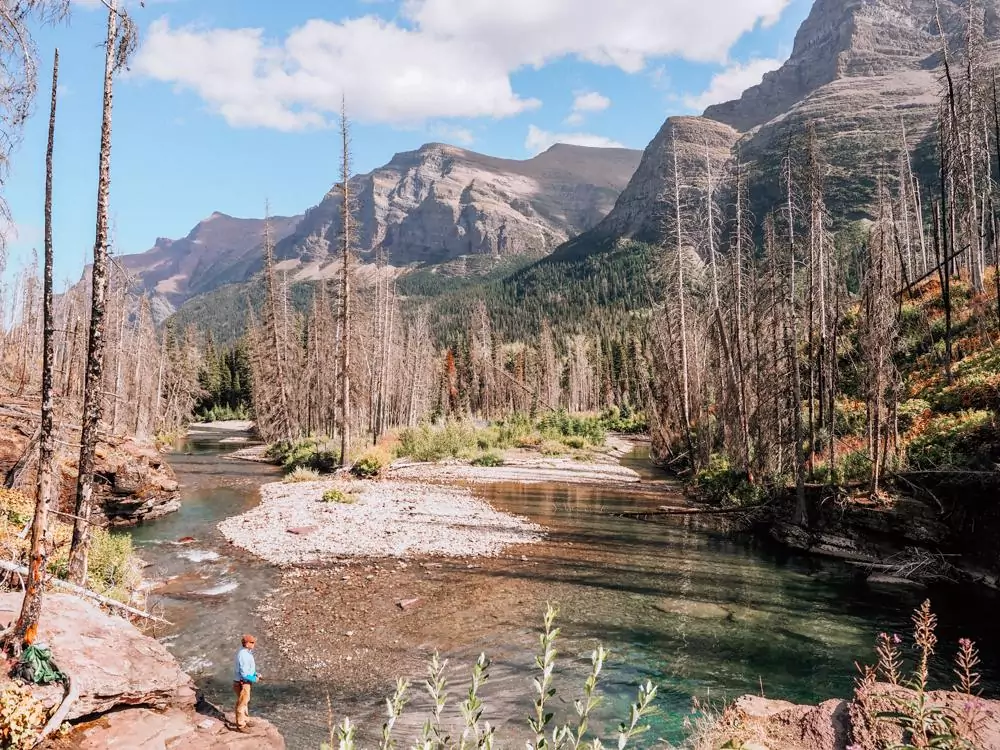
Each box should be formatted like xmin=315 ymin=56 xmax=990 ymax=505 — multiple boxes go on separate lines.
xmin=5 ymin=0 xmax=812 ymax=284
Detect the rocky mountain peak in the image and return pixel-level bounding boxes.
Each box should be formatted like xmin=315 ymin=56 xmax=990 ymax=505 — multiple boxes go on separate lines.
xmin=274 ymin=141 xmax=642 ymax=268
xmin=705 ymin=0 xmax=998 ymax=133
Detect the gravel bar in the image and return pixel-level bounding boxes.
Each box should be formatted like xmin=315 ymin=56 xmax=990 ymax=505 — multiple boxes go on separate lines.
xmin=219 ymin=480 xmax=543 ymax=565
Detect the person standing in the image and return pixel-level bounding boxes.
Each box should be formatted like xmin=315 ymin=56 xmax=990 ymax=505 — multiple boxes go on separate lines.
xmin=232 ymin=634 xmax=258 ymax=731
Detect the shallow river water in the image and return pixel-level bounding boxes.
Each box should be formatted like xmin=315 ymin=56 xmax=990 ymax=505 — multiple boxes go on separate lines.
xmin=130 ymin=429 xmax=1000 ymax=748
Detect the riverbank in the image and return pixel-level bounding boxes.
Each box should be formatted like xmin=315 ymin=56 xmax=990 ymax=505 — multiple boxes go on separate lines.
xmin=218 ymin=479 xmax=543 ymax=565
xmin=0 ymin=591 xmax=284 ymax=749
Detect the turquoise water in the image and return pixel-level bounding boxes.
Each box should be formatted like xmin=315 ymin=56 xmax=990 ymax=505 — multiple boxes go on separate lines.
xmin=130 ymin=431 xmax=1000 ymax=748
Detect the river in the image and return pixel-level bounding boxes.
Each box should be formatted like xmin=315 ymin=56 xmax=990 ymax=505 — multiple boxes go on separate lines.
xmin=129 ymin=427 xmax=1000 ymax=748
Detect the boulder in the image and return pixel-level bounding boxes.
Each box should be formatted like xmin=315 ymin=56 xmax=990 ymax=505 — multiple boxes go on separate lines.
xmin=0 ymin=593 xmax=194 ymax=721
xmin=711 ymin=684 xmax=1000 ymax=750
xmin=49 ymin=700 xmax=285 ymax=749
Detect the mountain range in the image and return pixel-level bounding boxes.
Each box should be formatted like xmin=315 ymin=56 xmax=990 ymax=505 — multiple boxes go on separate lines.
xmin=117 ymin=143 xmax=641 ymax=320
xmin=113 ymin=0 xmax=1000 ymax=329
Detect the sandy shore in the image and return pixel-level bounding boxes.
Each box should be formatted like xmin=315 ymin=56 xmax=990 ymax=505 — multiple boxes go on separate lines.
xmin=218 ymin=479 xmax=543 ymax=565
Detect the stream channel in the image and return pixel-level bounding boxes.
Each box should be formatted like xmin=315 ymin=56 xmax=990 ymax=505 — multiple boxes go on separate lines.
xmin=129 ymin=426 xmax=1000 ymax=748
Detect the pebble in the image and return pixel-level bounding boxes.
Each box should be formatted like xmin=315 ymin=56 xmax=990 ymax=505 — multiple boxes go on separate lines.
xmin=219 ymin=479 xmax=543 ymax=565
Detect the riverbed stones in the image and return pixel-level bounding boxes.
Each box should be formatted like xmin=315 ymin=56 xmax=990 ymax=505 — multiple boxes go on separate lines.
xmin=219 ymin=479 xmax=543 ymax=564
xmin=0 ymin=592 xmax=195 ymax=721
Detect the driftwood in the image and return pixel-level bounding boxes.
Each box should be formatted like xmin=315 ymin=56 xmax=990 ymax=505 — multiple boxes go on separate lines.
xmin=31 ymin=671 xmax=77 ymax=749
xmin=0 ymin=560 xmax=170 ymax=625
xmin=613 ymin=503 xmax=771 ymax=519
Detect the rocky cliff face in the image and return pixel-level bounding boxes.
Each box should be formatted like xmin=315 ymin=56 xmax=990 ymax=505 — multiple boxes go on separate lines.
xmin=581 ymin=116 xmax=741 ymax=246
xmin=583 ymin=0 xmax=1000 ymax=251
xmin=117 ymin=213 xmax=301 ymax=320
xmin=275 ymin=142 xmax=641 ymax=269
xmin=114 ymin=143 xmax=640 ymax=316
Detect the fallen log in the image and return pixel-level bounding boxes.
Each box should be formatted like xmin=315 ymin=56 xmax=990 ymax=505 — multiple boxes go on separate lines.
xmin=613 ymin=503 xmax=771 ymax=519
xmin=0 ymin=560 xmax=170 ymax=625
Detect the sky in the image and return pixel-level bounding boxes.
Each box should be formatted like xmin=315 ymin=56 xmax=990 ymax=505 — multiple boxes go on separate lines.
xmin=3 ymin=0 xmax=813 ymax=285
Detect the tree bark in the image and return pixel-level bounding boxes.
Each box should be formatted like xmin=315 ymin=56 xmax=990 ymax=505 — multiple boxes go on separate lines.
xmin=68 ymin=2 xmax=119 ymax=585
xmin=10 ymin=48 xmax=59 ymax=652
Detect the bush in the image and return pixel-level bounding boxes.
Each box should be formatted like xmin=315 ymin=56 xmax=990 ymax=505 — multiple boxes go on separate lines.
xmin=839 ymin=450 xmax=873 ymax=483
xmin=600 ymin=405 xmax=648 ymax=434
xmin=898 ymin=399 xmax=931 ymax=434
xmin=322 ymin=488 xmax=355 ymax=504
xmin=0 ymin=681 xmax=48 ymax=750
xmin=693 ymin=456 xmax=770 ymax=507
xmin=284 ymin=467 xmax=321 ymax=483
xmin=471 ymin=452 xmax=504 ymax=467
xmin=268 ymin=437 xmax=340 ymax=474
xmin=86 ymin=528 xmax=143 ymax=602
xmin=538 ymin=410 xmax=606 ymax=445
xmin=562 ymin=435 xmax=587 ymax=450
xmin=351 ymin=448 xmax=389 ymax=479
xmin=834 ymin=399 xmax=867 ymax=438
xmin=906 ymin=410 xmax=998 ymax=470
xmin=397 ymin=422 xmax=479 ymax=462
xmin=539 ymin=439 xmax=565 ymax=456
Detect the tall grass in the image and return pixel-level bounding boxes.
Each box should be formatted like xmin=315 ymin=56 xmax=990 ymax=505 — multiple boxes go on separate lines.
xmin=396 ymin=412 xmax=609 ymax=463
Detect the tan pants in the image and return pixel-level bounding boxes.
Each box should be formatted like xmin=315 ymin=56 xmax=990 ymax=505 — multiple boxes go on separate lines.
xmin=232 ymin=681 xmax=251 ymax=728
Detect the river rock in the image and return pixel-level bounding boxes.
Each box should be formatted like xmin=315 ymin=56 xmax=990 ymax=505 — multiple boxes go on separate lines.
xmin=53 ymin=700 xmax=285 ymax=749
xmin=96 ymin=439 xmax=182 ymax=527
xmin=710 ymin=684 xmax=1000 ymax=749
xmin=0 ymin=592 xmax=195 ymax=722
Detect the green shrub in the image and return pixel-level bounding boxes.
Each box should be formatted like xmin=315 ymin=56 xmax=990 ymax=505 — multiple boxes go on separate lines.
xmin=839 ymin=450 xmax=873 ymax=483
xmin=693 ymin=455 xmax=770 ymax=507
xmin=562 ymin=435 xmax=587 ymax=449
xmin=834 ymin=399 xmax=867 ymax=438
xmin=284 ymin=467 xmax=321 ymax=483
xmin=537 ymin=410 xmax=606 ymax=445
xmin=471 ymin=452 xmax=504 ymax=467
xmin=539 ymin=439 xmax=565 ymax=456
xmin=898 ymin=399 xmax=931 ymax=433
xmin=907 ymin=410 xmax=998 ymax=470
xmin=351 ymin=449 xmax=387 ymax=479
xmin=322 ymin=488 xmax=355 ymax=504
xmin=599 ymin=405 xmax=648 ymax=434
xmin=268 ymin=437 xmax=340 ymax=474
xmin=397 ymin=422 xmax=480 ymax=462
xmin=86 ymin=528 xmax=143 ymax=603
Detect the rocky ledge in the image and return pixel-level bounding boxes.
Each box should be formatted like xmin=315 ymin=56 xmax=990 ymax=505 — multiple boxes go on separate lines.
xmin=0 ymin=593 xmax=283 ymax=749
xmin=93 ymin=438 xmax=181 ymax=527
xmin=0 ymin=400 xmax=182 ymax=527
xmin=710 ymin=684 xmax=1000 ymax=749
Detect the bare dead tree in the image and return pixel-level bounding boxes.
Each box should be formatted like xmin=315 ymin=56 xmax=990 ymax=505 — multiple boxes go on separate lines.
xmin=7 ymin=47 xmax=57 ymax=654
xmin=68 ymin=0 xmax=138 ymax=585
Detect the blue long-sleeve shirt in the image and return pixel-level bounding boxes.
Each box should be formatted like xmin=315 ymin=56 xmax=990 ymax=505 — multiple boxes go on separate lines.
xmin=234 ymin=647 xmax=257 ymax=683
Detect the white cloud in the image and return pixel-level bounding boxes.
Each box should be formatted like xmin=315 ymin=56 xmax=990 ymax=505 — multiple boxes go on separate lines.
xmin=406 ymin=0 xmax=790 ymax=71
xmin=132 ymin=17 xmax=540 ymax=130
xmin=525 ymin=124 xmax=624 ymax=155
xmin=432 ymin=124 xmax=475 ymax=146
xmin=682 ymin=57 xmax=783 ymax=111
xmin=132 ymin=0 xmax=791 ymax=131
xmin=565 ymin=90 xmax=610 ymax=125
